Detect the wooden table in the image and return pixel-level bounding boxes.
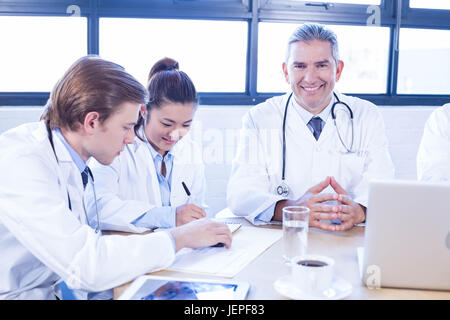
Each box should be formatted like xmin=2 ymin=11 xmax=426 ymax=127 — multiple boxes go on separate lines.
xmin=113 ymin=218 xmax=450 ymax=300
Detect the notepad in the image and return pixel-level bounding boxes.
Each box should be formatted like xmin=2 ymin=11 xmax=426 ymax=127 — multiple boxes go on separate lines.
xmin=226 ymin=223 xmax=241 ymax=233
xmin=166 ymin=226 xmax=282 ymax=278
xmin=215 ymin=208 xmax=282 ymax=226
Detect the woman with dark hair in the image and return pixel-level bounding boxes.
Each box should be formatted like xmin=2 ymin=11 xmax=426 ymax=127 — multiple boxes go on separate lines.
xmin=0 ymin=56 xmax=231 ymax=300
xmin=87 ymin=57 xmax=207 ymax=231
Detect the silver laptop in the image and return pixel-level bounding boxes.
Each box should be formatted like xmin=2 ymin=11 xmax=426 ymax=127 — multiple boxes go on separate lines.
xmin=362 ymin=180 xmax=450 ymax=291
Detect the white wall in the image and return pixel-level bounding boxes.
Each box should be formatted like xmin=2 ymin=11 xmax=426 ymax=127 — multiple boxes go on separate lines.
xmin=195 ymin=105 xmax=436 ymax=214
xmin=0 ymin=105 xmax=436 ymax=215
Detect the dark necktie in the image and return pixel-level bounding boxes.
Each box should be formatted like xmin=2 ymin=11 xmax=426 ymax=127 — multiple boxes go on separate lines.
xmin=308 ymin=117 xmax=323 ymax=140
xmin=160 ymin=158 xmax=167 ymax=178
xmin=81 ymin=166 xmax=90 ymax=189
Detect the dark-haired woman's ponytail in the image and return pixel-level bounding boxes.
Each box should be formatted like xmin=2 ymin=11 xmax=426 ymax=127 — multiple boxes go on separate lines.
xmin=148 ymin=57 xmax=180 ymax=82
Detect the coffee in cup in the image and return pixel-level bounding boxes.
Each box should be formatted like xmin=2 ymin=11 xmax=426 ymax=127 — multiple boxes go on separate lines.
xmin=297 ymin=260 xmax=328 ymax=267
xmin=291 ymin=254 xmax=335 ymax=297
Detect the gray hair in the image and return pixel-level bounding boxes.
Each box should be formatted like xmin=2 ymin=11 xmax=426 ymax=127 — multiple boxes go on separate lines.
xmin=286 ymin=23 xmax=340 ymax=65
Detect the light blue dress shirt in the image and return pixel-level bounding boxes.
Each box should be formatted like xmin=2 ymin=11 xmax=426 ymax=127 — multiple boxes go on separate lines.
xmin=293 ymin=95 xmax=333 ymax=136
xmin=132 ymin=141 xmax=178 ymax=228
xmin=254 ymin=95 xmax=335 ymax=224
xmin=54 ymin=128 xmax=87 ymax=174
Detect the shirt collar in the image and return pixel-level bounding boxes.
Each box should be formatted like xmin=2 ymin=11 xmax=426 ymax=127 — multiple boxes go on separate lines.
xmin=292 ymin=93 xmax=335 ymax=125
xmin=53 ymin=128 xmax=87 ymax=173
xmin=144 ymin=136 xmax=174 ymax=161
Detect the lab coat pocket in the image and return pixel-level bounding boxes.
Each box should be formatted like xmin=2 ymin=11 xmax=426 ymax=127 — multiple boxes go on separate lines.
xmin=337 ymin=153 xmax=365 ymax=190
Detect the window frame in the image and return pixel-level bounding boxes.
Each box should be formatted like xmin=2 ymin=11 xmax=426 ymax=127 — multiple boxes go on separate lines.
xmin=0 ymin=0 xmax=449 ymax=106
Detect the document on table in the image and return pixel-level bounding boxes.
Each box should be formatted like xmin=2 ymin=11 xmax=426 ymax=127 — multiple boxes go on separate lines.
xmin=166 ymin=226 xmax=283 ymax=278
xmin=215 ymin=207 xmax=282 ymax=226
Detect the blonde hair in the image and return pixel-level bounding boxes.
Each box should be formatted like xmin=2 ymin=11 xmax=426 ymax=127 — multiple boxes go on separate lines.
xmin=41 ymin=55 xmax=148 ymax=131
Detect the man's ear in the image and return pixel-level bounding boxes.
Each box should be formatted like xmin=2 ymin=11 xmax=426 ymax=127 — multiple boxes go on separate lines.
xmin=282 ymin=62 xmax=290 ymax=84
xmin=335 ymin=60 xmax=344 ymax=82
xmin=83 ymin=111 xmax=100 ymax=134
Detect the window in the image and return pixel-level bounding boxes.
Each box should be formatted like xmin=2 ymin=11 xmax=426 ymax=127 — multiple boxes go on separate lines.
xmin=409 ymin=0 xmax=450 ymax=10
xmin=1 ymin=1 xmax=449 ymax=106
xmin=99 ymin=18 xmax=248 ymax=92
xmin=258 ymin=22 xmax=390 ymax=94
xmin=397 ymin=28 xmax=450 ymax=95
xmin=300 ymin=0 xmax=380 ymax=4
xmin=0 ymin=16 xmax=87 ymax=92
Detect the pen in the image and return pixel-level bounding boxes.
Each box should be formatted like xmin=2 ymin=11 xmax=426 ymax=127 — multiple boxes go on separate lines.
xmin=181 ymin=181 xmax=192 ymax=204
xmin=182 ymin=181 xmax=223 ymax=247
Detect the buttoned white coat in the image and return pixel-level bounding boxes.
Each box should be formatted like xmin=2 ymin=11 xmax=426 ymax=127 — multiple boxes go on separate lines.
xmin=227 ymin=92 xmax=395 ymax=224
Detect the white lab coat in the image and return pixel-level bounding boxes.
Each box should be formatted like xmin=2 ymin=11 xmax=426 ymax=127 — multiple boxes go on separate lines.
xmin=227 ymin=92 xmax=395 ymax=224
xmin=417 ymin=103 xmax=450 ymax=181
xmin=0 ymin=122 xmax=175 ymax=299
xmin=85 ymin=132 xmax=207 ymax=233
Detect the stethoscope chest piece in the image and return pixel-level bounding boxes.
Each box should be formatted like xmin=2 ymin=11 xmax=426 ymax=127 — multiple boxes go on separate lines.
xmin=276 ymin=181 xmax=290 ymax=197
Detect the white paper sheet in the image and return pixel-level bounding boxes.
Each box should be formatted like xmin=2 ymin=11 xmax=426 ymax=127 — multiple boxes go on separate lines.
xmin=215 ymin=208 xmax=282 ymax=226
xmin=166 ymin=226 xmax=283 ymax=278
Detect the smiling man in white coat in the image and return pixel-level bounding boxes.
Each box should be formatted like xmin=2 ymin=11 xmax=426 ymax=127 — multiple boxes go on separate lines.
xmin=227 ymin=23 xmax=395 ymax=231
xmin=417 ymin=103 xmax=450 ymax=181
xmin=0 ymin=56 xmax=231 ymax=299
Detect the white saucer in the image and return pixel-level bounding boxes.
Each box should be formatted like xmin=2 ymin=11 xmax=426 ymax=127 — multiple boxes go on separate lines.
xmin=274 ymin=275 xmax=352 ymax=300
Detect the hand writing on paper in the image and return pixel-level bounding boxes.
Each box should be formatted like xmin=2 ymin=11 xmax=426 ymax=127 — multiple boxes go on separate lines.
xmin=176 ymin=204 xmax=206 ymax=226
xmin=169 ymin=218 xmax=232 ymax=252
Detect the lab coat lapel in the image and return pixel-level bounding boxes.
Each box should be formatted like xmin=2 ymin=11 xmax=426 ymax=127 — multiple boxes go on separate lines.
xmin=170 ymin=141 xmax=189 ymax=206
xmin=320 ymin=91 xmax=352 ymax=147
xmin=285 ymin=99 xmax=317 ymax=146
xmin=51 ymin=131 xmax=87 ymax=224
xmin=139 ymin=140 xmax=162 ymax=206
xmin=31 ymin=124 xmax=82 ymax=218
xmin=317 ymin=114 xmax=334 ymax=143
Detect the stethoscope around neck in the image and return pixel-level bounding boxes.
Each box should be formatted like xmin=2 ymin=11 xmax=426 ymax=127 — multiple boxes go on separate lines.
xmin=46 ymin=123 xmax=101 ymax=233
xmin=276 ymin=91 xmax=354 ymax=197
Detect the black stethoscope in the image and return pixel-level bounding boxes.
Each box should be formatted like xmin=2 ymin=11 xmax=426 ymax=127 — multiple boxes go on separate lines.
xmin=276 ymin=92 xmax=354 ymax=197
xmin=46 ymin=123 xmax=100 ymax=233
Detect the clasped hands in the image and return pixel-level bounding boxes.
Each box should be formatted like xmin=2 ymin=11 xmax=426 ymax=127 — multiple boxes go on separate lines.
xmin=276 ymin=176 xmax=366 ymax=232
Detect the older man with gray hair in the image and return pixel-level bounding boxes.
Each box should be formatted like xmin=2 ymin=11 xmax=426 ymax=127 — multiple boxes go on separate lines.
xmin=227 ymin=23 xmax=394 ymax=231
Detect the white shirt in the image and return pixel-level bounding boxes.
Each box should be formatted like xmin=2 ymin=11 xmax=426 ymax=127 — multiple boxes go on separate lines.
xmin=417 ymin=103 xmax=450 ymax=181
xmin=294 ymin=93 xmax=333 ymax=135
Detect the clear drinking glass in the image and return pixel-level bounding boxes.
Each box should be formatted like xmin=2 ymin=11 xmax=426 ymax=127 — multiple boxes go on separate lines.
xmin=282 ymin=206 xmax=310 ymax=265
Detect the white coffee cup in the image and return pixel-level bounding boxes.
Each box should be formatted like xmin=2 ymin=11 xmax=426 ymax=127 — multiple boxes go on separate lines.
xmin=291 ymin=254 xmax=335 ymax=297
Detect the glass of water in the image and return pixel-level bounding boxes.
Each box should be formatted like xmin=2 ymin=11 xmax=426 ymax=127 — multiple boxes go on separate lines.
xmin=282 ymin=206 xmax=310 ymax=265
